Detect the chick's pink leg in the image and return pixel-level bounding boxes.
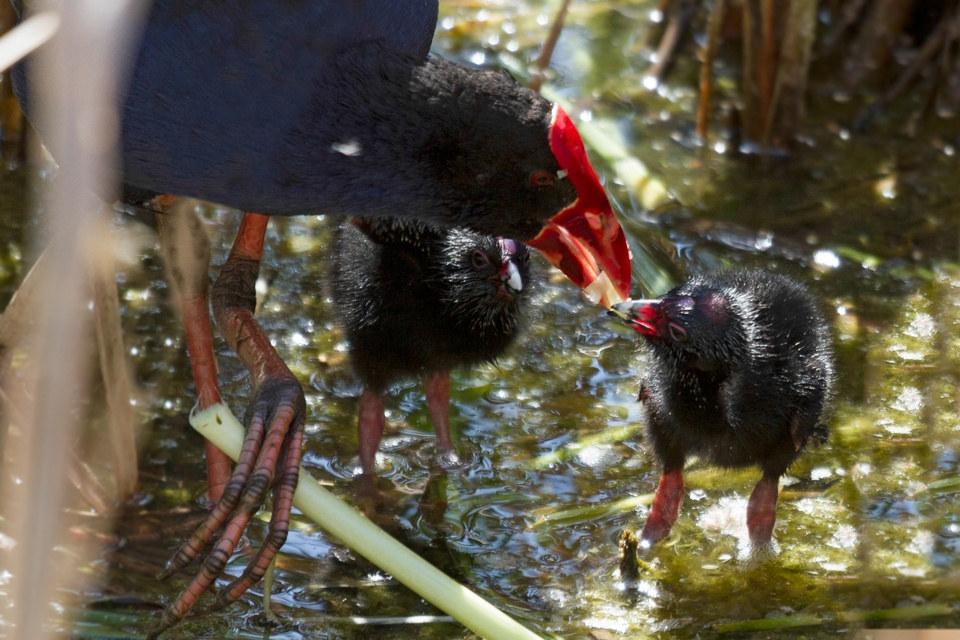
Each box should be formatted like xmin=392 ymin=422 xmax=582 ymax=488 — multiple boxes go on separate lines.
xmin=358 ymin=389 xmax=386 ymax=474
xmin=424 ymin=371 xmax=453 ymax=456
xmin=640 ymin=468 xmax=684 ymax=546
xmin=747 ymin=473 xmax=780 ymax=545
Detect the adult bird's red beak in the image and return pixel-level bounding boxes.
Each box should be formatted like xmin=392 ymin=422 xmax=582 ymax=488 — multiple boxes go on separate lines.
xmin=527 ymin=105 xmax=632 ymax=308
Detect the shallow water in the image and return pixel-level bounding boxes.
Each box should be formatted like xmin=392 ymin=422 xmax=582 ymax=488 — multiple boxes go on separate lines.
xmin=2 ymin=2 xmax=960 ymax=639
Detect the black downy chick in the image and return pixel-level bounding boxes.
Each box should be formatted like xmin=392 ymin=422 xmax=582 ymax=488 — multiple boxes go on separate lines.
xmin=330 ymin=217 xmax=533 ymax=473
xmin=611 ymin=270 xmax=835 ymax=547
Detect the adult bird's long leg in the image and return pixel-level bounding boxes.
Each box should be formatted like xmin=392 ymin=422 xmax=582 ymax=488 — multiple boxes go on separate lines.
xmin=151 ymin=201 xmax=243 ymax=638
xmin=155 ymin=201 xmax=256 ymax=578
xmin=155 ymin=199 xmax=231 ymax=499
xmin=205 ymin=212 xmax=307 ymax=608
xmin=639 ymin=468 xmax=684 ymax=547
xmin=150 ymin=212 xmax=306 ymax=637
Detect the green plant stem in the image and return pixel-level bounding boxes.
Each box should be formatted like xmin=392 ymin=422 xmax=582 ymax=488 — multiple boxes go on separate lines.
xmin=261 ymin=554 xmax=278 ymax=622
xmin=528 ymin=422 xmax=645 ymax=469
xmin=528 ymin=493 xmax=653 ymax=528
xmin=190 ymin=403 xmax=542 ymax=640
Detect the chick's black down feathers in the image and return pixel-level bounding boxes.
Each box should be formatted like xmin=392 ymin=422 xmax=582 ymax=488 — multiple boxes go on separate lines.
xmin=639 ymin=270 xmax=835 ymax=476
xmin=329 ymin=217 xmax=532 ymax=393
xmin=612 ymin=269 xmax=835 ymax=546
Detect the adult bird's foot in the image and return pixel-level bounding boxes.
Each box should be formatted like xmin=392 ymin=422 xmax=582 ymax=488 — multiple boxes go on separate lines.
xmin=151 ymin=377 xmax=306 ymax=638
xmin=152 ymin=211 xmax=306 ymax=634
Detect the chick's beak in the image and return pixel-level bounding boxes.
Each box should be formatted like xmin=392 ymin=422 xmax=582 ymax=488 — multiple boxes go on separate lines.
xmin=610 ymin=299 xmax=663 ymax=336
xmin=497 ymin=238 xmax=524 ymax=294
xmin=502 ymin=260 xmax=522 ymax=293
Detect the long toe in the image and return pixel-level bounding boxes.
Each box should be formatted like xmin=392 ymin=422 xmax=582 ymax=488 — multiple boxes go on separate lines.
xmin=158 ymin=417 xmax=269 ymax=580
xmin=213 ymin=417 xmax=303 ymax=609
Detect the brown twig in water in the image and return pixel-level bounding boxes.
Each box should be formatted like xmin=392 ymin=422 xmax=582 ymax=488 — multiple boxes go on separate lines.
xmin=617 ymin=528 xmax=640 ymax=585
xmin=647 ymin=0 xmax=695 ymax=87
xmin=90 ymin=212 xmax=139 ymax=500
xmin=765 ymin=0 xmax=817 ymax=146
xmin=66 ymin=454 xmax=113 ymax=514
xmin=695 ymin=0 xmax=726 ymax=139
xmin=0 ymin=248 xmax=48 ymax=354
xmin=820 ymin=0 xmax=870 ymax=55
xmin=843 ymin=0 xmax=917 ymax=88
xmin=854 ymin=7 xmax=960 ymax=131
xmin=530 ymin=0 xmax=572 ymax=92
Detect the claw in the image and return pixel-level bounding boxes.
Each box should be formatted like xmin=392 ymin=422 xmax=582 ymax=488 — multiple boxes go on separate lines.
xmin=157 ymin=417 xmax=268 ymax=580
xmin=152 ymin=211 xmax=308 ymax=637
xmin=213 ymin=391 xmax=304 ymax=609
xmin=152 ymin=380 xmax=305 ymax=635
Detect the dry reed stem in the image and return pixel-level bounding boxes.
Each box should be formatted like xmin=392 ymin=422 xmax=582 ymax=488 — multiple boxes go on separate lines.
xmin=529 ymin=0 xmax=571 ymax=92
xmin=1 ymin=3 xmax=148 ymax=640
xmin=695 ymin=0 xmax=726 ymax=139
xmin=90 ymin=211 xmax=138 ymax=501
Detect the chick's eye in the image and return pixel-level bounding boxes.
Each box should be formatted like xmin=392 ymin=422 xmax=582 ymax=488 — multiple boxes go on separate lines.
xmin=668 ymin=321 xmax=688 ymax=342
xmin=471 ymin=250 xmax=491 ymax=269
xmin=529 ymin=170 xmax=554 ymax=187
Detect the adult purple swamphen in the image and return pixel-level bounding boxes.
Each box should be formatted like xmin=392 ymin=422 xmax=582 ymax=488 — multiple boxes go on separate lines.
xmin=330 ymin=217 xmax=533 ymax=474
xmin=610 ymin=270 xmax=834 ymax=549
xmin=11 ymin=1 xmax=632 ymax=634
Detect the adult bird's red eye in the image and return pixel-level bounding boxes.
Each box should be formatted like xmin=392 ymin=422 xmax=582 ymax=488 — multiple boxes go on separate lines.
xmin=529 ymin=170 xmax=554 ymax=187
xmin=471 ymin=250 xmax=491 ymax=269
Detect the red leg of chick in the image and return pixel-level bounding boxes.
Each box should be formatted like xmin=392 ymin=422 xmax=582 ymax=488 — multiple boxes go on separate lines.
xmin=156 ymin=201 xmax=231 ymax=500
xmin=424 ymin=371 xmax=453 ymax=457
xmin=639 ymin=468 xmax=684 ymax=547
xmin=357 ymin=389 xmax=386 ymax=474
xmin=747 ymin=473 xmax=780 ymax=545
xmin=151 ymin=212 xmax=306 ymax=637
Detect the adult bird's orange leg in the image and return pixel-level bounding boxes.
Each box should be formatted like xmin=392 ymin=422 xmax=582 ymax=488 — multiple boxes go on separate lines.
xmin=151 ymin=200 xmax=235 ymax=639
xmin=155 ymin=199 xmax=231 ymax=498
xmin=209 ymin=212 xmax=305 ymax=606
xmin=150 ymin=212 xmax=306 ymax=637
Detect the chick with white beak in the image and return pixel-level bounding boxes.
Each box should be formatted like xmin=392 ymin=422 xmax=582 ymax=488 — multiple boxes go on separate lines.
xmin=330 ymin=218 xmax=534 ymax=473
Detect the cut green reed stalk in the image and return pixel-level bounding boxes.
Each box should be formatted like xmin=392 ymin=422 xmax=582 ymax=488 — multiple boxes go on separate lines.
xmin=190 ymin=403 xmax=544 ymax=640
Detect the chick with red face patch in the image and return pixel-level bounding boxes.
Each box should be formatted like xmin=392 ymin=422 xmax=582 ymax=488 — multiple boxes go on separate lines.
xmin=611 ymin=270 xmax=835 ymax=548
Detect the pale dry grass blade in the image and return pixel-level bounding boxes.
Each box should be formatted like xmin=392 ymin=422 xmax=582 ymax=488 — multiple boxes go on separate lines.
xmin=0 ymin=11 xmax=58 ymax=73
xmin=1 ymin=2 xmax=148 ymax=640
